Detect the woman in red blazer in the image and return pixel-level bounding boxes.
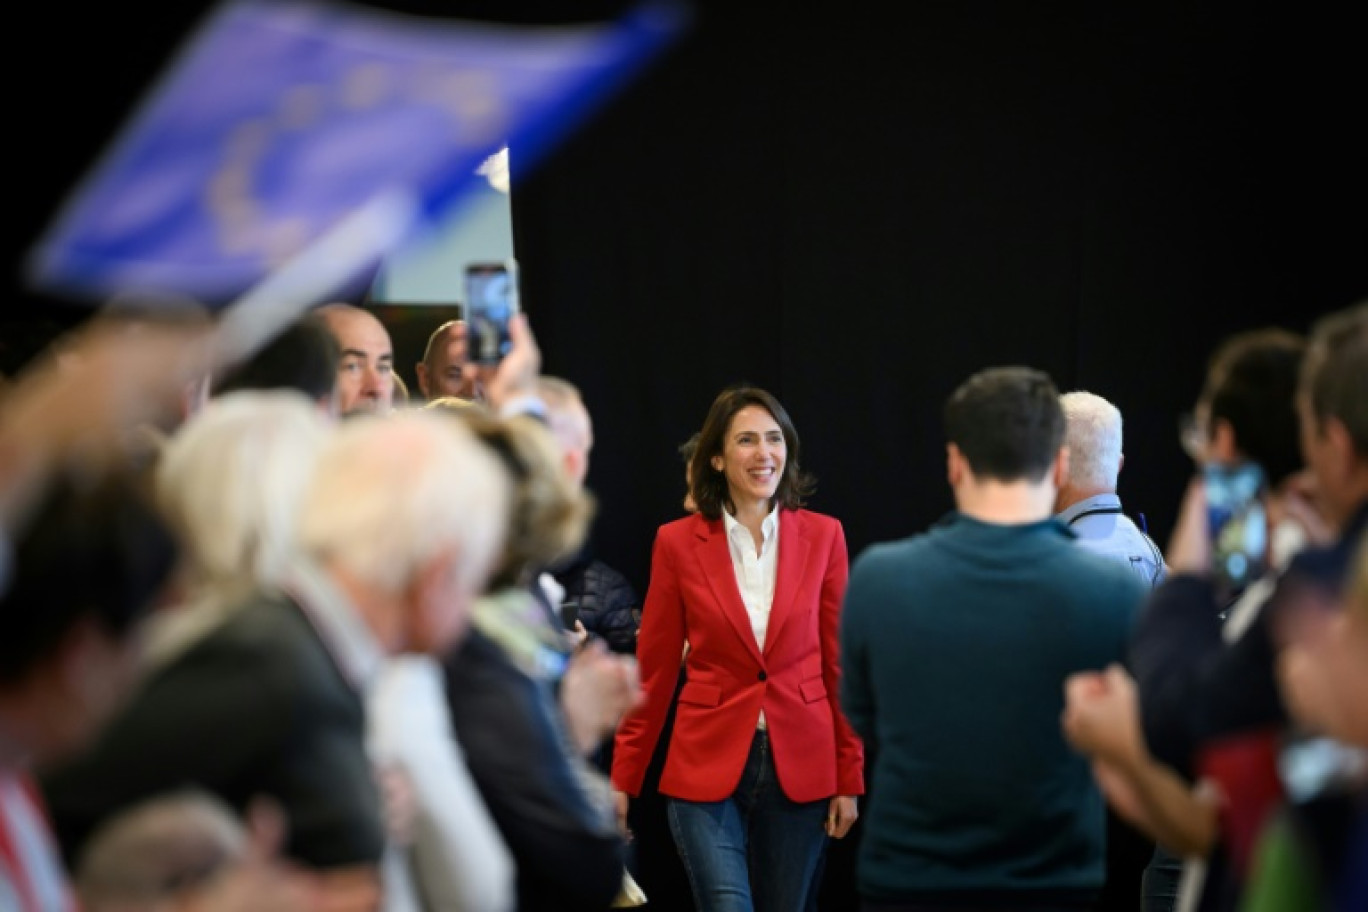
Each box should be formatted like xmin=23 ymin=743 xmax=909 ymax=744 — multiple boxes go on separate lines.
xmin=612 ymin=386 xmax=864 ymax=912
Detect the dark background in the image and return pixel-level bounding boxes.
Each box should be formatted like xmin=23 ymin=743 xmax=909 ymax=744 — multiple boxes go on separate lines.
xmin=10 ymin=0 xmax=1364 ymax=593
xmin=7 ymin=1 xmax=1365 ymax=908
xmin=511 ymin=1 xmax=1366 ymax=593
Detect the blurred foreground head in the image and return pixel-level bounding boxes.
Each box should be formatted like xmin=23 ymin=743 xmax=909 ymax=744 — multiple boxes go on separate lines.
xmin=75 ymin=790 xmax=245 ymax=912
xmin=147 ymin=391 xmax=331 ymax=665
xmin=446 ymin=411 xmax=594 ymax=590
xmin=1185 ymin=328 xmax=1305 ymax=483
xmin=1297 ymin=302 xmax=1368 ymax=528
xmin=0 ymin=471 xmax=178 ymax=767
xmin=297 ymin=410 xmax=510 ymax=653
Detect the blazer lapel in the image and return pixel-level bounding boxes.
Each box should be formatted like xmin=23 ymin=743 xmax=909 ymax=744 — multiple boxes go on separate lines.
xmin=763 ymin=509 xmax=811 ymax=657
xmin=695 ymin=517 xmax=765 ymax=666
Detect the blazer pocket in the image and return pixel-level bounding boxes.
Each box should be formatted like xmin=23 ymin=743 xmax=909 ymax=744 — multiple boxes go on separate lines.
xmin=799 ymin=676 xmax=827 ymax=704
xmin=679 ymin=681 xmax=722 ymax=707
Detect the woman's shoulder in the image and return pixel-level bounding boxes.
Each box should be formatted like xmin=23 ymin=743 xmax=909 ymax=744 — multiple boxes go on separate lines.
xmin=784 ymin=507 xmax=843 ymax=535
xmin=657 ymin=512 xmax=711 ymax=541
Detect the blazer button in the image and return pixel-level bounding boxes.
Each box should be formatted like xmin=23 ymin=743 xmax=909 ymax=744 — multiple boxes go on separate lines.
xmin=757 ymin=671 xmax=767 ymax=682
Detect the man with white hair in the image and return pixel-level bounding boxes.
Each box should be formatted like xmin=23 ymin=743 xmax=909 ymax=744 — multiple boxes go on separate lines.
xmin=1055 ymin=391 xmax=1166 ymax=588
xmin=1055 ymin=392 xmax=1171 ymax=912
xmin=42 ymin=409 xmax=512 ymax=899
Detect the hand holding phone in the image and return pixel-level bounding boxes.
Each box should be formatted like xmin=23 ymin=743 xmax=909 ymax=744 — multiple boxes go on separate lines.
xmin=464 ymin=260 xmax=519 ymax=365
xmin=1203 ymin=462 xmax=1268 ymax=595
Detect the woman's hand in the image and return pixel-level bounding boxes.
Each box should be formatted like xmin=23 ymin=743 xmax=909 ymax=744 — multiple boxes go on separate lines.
xmin=825 ymin=795 xmax=858 ymax=839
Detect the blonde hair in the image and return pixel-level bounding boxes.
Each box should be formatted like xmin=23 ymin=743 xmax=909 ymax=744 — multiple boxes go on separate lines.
xmin=447 ymin=411 xmax=594 ymax=586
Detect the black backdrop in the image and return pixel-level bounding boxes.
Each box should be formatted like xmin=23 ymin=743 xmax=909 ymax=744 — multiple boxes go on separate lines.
xmin=510 ymin=1 xmax=1367 ymax=593
xmin=10 ymin=0 xmax=1364 ymax=590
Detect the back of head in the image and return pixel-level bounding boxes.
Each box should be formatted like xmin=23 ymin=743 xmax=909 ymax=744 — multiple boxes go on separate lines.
xmin=297 ymin=411 xmax=511 ymax=596
xmin=448 ymin=410 xmax=595 ymax=587
xmin=1060 ymin=391 xmax=1123 ymax=492
xmin=75 ymin=791 xmax=245 ymax=911
xmin=211 ymin=315 xmax=338 ymax=404
xmin=1301 ymin=302 xmax=1368 ymax=457
xmin=1 ymin=470 xmax=178 ymax=686
xmin=156 ymin=390 xmax=331 ymax=594
xmin=944 ymin=367 xmax=1065 ymax=482
xmin=1202 ymin=328 xmax=1307 ymax=485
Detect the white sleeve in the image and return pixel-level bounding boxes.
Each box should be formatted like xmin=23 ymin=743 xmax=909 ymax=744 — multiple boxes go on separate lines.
xmin=369 ymin=656 xmax=516 ymax=912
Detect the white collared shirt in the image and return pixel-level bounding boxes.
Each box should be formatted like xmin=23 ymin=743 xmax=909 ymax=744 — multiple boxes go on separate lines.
xmin=722 ymin=506 xmax=779 ymax=730
xmin=722 ymin=505 xmax=781 ymax=652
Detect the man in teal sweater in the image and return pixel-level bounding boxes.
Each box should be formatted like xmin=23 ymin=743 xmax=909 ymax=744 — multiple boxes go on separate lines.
xmin=840 ymin=366 xmax=1147 ymax=911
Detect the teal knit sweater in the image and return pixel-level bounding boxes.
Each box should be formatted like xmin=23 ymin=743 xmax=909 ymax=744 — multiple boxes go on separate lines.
xmin=840 ymin=512 xmax=1146 ymax=903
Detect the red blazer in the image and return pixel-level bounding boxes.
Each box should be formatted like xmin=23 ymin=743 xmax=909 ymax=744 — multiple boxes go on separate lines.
xmin=611 ymin=509 xmax=864 ymax=804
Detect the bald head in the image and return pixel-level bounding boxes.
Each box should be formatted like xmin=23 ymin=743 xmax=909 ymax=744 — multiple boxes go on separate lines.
xmin=537 ymin=376 xmax=593 ymax=488
xmin=415 ymin=320 xmax=476 ymax=401
xmin=317 ymin=304 xmax=393 ymax=415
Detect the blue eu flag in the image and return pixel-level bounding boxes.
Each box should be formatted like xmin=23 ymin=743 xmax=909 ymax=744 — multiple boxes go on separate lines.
xmin=29 ymin=0 xmax=684 ymax=302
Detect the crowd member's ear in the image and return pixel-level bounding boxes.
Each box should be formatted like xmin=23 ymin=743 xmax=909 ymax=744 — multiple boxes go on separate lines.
xmin=1321 ymin=415 xmax=1360 ymax=491
xmin=404 ymin=545 xmax=470 ymax=655
xmin=414 ymin=361 xmax=431 ymax=399
xmin=1051 ymin=446 xmax=1071 ymax=490
xmin=1210 ymin=419 xmax=1241 ymax=464
xmin=946 ymin=443 xmax=966 ymax=487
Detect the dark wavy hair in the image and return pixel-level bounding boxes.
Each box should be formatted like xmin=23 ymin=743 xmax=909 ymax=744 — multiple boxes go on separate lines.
xmin=1201 ymin=328 xmax=1306 ymax=486
xmin=688 ymin=387 xmax=815 ymax=520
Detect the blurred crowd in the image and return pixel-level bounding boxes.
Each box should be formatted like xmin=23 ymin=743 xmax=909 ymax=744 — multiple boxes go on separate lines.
xmin=0 ymin=298 xmax=1363 ymax=912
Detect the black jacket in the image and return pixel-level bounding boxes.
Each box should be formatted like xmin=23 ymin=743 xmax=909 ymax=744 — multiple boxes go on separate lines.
xmin=443 ymin=628 xmax=624 ymax=912
xmin=41 ymin=594 xmax=384 ymax=869
xmin=553 ymin=557 xmax=639 ymax=655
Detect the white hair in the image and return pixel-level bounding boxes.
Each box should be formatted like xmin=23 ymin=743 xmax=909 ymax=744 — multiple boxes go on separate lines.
xmin=536 ymin=376 xmax=591 ymax=452
xmin=297 ymin=411 xmax=510 ymax=595
xmin=1060 ymin=391 xmax=1123 ymax=491
xmin=157 ymin=390 xmax=330 ymax=592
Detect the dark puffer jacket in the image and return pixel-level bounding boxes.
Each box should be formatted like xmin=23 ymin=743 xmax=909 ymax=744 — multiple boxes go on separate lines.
xmin=553 ymin=557 xmax=640 ymax=655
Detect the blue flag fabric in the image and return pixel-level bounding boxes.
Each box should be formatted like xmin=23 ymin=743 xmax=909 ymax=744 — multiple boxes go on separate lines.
xmin=29 ymin=0 xmax=684 ymax=302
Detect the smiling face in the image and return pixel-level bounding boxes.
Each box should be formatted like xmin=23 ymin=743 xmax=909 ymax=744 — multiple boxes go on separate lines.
xmin=712 ymin=405 xmax=786 ymax=511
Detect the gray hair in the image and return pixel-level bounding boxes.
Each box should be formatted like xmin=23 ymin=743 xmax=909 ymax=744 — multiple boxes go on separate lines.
xmin=157 ymin=390 xmax=331 ymax=593
xmin=535 ymin=376 xmax=591 ymax=452
xmin=297 ymin=410 xmax=510 ymax=595
xmin=1060 ymin=391 xmax=1123 ymax=491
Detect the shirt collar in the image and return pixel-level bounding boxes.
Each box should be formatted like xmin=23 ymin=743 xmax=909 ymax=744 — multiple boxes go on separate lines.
xmin=722 ymin=503 xmax=780 ymax=547
xmin=283 ymin=560 xmax=387 ymax=692
xmin=1056 ymin=492 xmax=1123 ymax=526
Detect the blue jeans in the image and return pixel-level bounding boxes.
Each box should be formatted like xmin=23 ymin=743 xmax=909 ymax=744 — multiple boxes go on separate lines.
xmin=667 ymin=729 xmax=829 ymax=912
